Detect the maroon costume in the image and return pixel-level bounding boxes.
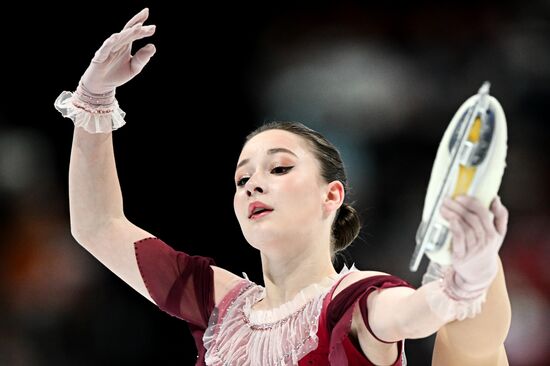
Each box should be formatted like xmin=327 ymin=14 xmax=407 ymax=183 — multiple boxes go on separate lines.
xmin=134 ymin=237 xmax=413 ymax=365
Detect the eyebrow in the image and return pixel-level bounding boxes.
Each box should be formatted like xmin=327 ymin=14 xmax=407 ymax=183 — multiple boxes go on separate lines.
xmin=236 ymin=148 xmax=298 ymax=169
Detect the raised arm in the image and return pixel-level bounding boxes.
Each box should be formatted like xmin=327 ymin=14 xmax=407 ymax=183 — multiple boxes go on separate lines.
xmin=69 ymin=129 xmax=156 ymax=301
xmin=59 ymin=9 xmax=241 ymax=310
xmin=60 ymin=8 xmax=158 ymax=302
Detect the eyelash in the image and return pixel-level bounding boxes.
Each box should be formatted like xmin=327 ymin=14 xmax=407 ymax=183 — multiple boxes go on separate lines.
xmin=236 ymin=166 xmax=294 ymax=187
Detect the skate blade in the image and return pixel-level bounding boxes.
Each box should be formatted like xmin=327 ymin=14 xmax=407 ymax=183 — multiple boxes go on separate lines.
xmin=409 ymin=82 xmax=507 ymax=271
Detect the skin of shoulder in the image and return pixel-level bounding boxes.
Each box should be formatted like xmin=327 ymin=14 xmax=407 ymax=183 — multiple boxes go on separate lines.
xmin=331 ymin=270 xmax=413 ymax=365
xmin=211 ymin=265 xmax=245 ymax=306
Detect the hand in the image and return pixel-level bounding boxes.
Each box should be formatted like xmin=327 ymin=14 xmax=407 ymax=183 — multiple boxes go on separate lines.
xmin=79 ymin=8 xmax=157 ymax=95
xmin=439 ymin=195 xmax=509 ymax=296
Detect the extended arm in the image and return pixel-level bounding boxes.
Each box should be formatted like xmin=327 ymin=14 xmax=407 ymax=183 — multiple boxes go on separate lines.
xmin=364 ymin=195 xmax=509 ymax=344
xmin=366 ymin=279 xmax=446 ymax=341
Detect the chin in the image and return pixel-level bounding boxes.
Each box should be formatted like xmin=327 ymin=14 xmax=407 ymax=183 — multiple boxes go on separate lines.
xmin=243 ymin=229 xmax=291 ymax=252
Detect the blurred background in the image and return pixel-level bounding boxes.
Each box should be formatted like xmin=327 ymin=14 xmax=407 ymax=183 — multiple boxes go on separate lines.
xmin=1 ymin=0 xmax=549 ymax=364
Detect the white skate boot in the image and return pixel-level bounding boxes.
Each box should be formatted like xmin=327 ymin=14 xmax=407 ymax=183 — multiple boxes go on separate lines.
xmin=410 ymin=81 xmax=508 ymax=271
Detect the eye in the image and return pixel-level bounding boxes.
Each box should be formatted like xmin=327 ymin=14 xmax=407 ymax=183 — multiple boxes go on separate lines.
xmin=236 ymin=177 xmax=249 ymax=187
xmin=271 ymin=166 xmax=293 ymax=175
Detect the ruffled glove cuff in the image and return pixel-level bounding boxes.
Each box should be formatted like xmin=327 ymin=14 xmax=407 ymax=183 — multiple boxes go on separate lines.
xmin=422 ymin=261 xmax=488 ymax=322
xmin=54 ymin=85 xmax=126 ymax=134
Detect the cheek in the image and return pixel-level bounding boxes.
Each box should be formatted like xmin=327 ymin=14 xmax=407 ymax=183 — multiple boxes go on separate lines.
xmin=284 ymin=177 xmax=321 ymax=211
xmin=234 ymin=190 xmax=246 ymax=218
xmin=233 ymin=192 xmax=240 ymax=214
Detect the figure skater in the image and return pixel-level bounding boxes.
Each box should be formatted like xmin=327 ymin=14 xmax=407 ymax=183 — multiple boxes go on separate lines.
xmin=55 ymin=8 xmax=511 ymax=365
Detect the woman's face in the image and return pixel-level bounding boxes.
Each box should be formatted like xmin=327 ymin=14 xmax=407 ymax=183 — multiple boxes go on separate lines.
xmin=234 ymin=129 xmax=329 ymax=253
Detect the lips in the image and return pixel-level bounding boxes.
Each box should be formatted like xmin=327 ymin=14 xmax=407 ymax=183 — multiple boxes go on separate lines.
xmin=248 ymin=201 xmax=274 ymax=219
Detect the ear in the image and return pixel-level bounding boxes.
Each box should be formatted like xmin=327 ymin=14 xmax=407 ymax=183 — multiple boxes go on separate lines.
xmin=323 ymin=180 xmax=345 ymax=215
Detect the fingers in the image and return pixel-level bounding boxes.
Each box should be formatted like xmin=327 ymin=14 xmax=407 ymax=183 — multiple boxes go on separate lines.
xmin=123 ymin=8 xmax=149 ymax=30
xmin=455 ymin=195 xmax=495 ymax=235
xmin=492 ymin=196 xmax=509 ymax=237
xmin=447 ymin=217 xmax=478 ymax=263
xmin=111 ymin=23 xmax=156 ymax=53
xmin=441 ymin=196 xmax=486 ymax=245
xmin=131 ymin=44 xmax=156 ymax=75
xmin=92 ymin=27 xmax=137 ymax=63
xmin=449 ymin=219 xmax=467 ymax=260
xmin=93 ymin=23 xmax=156 ymax=63
xmin=93 ymin=36 xmax=118 ymax=63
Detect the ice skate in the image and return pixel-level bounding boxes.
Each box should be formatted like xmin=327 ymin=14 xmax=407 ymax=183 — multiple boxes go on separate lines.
xmin=410 ymin=81 xmax=508 ymax=271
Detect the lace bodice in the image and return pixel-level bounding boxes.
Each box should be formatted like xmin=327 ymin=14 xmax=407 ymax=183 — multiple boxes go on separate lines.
xmin=203 ymin=266 xmax=357 ymax=366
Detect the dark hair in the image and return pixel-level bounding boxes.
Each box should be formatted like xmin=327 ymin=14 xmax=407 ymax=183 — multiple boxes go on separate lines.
xmin=246 ymin=121 xmax=361 ymax=256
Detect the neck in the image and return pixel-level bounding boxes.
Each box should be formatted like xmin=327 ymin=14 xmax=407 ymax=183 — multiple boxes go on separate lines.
xmin=257 ymin=240 xmax=337 ymax=310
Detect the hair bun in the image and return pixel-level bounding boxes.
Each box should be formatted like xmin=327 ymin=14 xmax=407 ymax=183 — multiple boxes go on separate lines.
xmin=333 ymin=203 xmax=361 ymax=253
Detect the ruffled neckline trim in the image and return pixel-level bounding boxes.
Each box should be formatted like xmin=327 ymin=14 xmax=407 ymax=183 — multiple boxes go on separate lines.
xmin=204 ymin=264 xmax=360 ymax=365
xmin=243 ymin=264 xmax=357 ymax=326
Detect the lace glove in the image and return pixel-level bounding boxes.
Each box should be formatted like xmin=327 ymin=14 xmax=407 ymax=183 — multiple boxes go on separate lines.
xmin=422 ymin=195 xmax=508 ymax=321
xmin=54 ymin=8 xmax=156 ymax=133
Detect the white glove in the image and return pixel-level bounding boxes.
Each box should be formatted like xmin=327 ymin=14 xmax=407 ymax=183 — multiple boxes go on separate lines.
xmin=79 ymin=7 xmax=156 ymax=95
xmin=55 ymin=8 xmax=156 ymax=133
xmin=423 ymin=195 xmax=509 ymax=321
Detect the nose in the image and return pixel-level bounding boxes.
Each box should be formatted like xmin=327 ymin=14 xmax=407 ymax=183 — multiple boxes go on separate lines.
xmin=245 ymin=176 xmax=264 ymax=197
xmin=247 ymin=186 xmax=264 ymax=197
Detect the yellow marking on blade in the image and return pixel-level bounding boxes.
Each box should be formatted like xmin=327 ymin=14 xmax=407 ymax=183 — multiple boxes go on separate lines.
xmin=452 ymin=117 xmax=481 ymax=197
xmin=468 ymin=117 xmax=482 ymax=142
xmin=453 ymin=165 xmax=476 ymax=197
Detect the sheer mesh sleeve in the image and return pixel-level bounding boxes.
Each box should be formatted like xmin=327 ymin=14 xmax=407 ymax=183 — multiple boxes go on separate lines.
xmin=326 ymin=275 xmax=414 ymax=365
xmin=133 ymin=237 xmax=215 ymax=329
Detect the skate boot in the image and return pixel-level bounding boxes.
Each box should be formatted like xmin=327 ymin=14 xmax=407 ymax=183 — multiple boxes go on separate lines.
xmin=410 ymin=81 xmax=508 ymax=271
